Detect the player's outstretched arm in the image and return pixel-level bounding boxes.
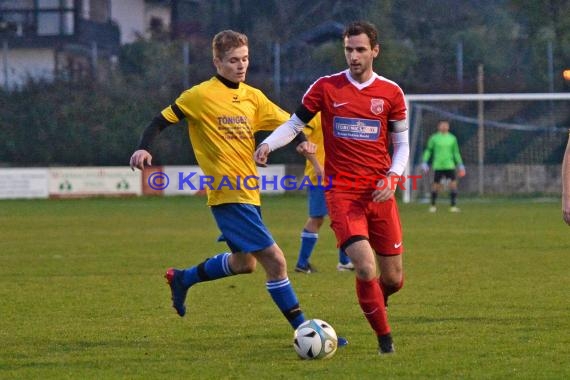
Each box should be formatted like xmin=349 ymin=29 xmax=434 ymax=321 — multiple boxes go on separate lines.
xmin=254 ymin=114 xmax=307 ymax=166
xmin=262 ymin=114 xmax=306 ymax=148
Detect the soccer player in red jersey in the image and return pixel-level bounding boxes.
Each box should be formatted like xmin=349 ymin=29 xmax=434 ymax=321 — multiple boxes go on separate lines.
xmin=255 ymin=21 xmax=409 ymax=354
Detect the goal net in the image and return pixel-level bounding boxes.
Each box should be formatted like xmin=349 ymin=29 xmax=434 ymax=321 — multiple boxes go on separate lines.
xmin=404 ymin=93 xmax=570 ymax=203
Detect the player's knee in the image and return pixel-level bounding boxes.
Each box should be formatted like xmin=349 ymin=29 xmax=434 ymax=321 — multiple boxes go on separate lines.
xmin=382 ymin=275 xmax=404 ymax=292
xmin=354 ymin=264 xmax=377 ymax=281
xmin=255 ymin=246 xmax=287 ymax=279
xmin=265 ymin=261 xmax=287 ymax=280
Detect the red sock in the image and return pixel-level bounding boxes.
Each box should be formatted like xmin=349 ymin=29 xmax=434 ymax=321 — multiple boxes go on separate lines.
xmin=356 ymin=277 xmax=390 ymax=336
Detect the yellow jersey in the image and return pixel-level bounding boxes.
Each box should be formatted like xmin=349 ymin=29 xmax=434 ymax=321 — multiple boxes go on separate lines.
xmin=303 ymin=114 xmax=325 ymax=185
xmin=161 ymin=76 xmax=290 ymax=206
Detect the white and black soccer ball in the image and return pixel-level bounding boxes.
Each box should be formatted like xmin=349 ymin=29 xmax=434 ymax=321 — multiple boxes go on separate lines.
xmin=293 ymin=319 xmax=338 ymax=359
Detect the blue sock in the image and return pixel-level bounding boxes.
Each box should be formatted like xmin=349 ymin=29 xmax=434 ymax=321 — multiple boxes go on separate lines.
xmin=266 ymin=278 xmax=305 ymax=329
xmin=338 ymin=249 xmax=351 ymax=265
xmin=297 ymin=229 xmax=318 ymax=268
xmin=181 ymin=252 xmax=234 ymax=287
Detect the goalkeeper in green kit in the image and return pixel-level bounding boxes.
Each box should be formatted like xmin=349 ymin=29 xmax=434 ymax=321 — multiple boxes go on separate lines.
xmin=421 ymin=120 xmax=465 ymax=212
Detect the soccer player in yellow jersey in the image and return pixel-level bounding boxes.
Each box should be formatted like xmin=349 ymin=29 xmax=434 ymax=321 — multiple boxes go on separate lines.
xmin=129 ymin=30 xmax=333 ymax=339
xmin=294 ymin=114 xmax=353 ymax=273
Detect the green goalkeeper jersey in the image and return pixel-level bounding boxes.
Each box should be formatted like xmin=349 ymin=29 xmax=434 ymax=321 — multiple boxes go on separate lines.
xmin=422 ymin=132 xmax=463 ymax=170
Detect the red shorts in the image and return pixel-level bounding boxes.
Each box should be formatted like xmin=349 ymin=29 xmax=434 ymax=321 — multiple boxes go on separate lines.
xmin=325 ymin=191 xmax=403 ymax=256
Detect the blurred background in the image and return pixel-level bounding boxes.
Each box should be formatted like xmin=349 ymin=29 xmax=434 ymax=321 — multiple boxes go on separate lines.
xmin=0 ymin=0 xmax=569 ymax=198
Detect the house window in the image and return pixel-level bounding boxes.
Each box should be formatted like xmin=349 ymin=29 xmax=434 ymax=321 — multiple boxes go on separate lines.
xmin=0 ymin=0 xmax=34 ymax=10
xmin=37 ymin=0 xmax=75 ymax=36
xmin=0 ymin=1 xmax=34 ymax=37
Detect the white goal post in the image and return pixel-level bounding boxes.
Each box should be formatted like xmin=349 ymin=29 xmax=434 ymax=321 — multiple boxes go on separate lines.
xmin=403 ymin=93 xmax=570 ymax=203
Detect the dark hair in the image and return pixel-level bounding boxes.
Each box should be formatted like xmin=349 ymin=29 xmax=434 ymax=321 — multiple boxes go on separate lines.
xmin=343 ymin=21 xmax=378 ymax=48
xmin=212 ymin=30 xmax=248 ymax=59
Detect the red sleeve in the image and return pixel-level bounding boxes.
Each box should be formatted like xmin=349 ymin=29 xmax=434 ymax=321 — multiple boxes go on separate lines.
xmin=389 ymin=85 xmax=407 ymax=121
xmin=301 ymin=78 xmax=325 ymax=114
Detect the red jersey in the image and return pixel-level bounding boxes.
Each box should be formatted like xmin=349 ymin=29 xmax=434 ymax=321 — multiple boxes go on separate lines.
xmin=301 ymin=70 xmax=407 ymax=192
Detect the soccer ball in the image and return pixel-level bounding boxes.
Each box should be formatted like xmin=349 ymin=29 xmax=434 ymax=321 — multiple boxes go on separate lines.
xmin=293 ymin=319 xmax=338 ymax=359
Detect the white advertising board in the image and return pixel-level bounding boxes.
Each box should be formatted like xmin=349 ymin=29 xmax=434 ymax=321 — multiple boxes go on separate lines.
xmin=0 ymin=168 xmax=49 ymax=199
xmin=257 ymin=165 xmax=286 ymax=194
xmin=48 ymin=167 xmax=142 ymax=197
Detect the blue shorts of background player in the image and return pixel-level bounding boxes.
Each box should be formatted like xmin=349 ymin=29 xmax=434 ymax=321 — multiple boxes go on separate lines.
xmin=295 ymin=186 xmax=354 ymax=273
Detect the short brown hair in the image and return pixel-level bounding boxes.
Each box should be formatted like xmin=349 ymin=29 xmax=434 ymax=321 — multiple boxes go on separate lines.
xmin=343 ymin=21 xmax=378 ymax=48
xmin=212 ymin=30 xmax=248 ymax=60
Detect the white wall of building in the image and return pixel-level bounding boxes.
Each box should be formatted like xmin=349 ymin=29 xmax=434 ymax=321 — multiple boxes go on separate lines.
xmin=1 ymin=48 xmax=55 ymax=88
xmin=110 ymin=0 xmax=146 ymax=44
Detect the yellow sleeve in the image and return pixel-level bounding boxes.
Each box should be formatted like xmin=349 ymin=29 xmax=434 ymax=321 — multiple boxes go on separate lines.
xmin=252 ymin=89 xmax=290 ymax=132
xmin=161 ymin=105 xmax=180 ymax=123
xmin=161 ymin=88 xmax=198 ymax=123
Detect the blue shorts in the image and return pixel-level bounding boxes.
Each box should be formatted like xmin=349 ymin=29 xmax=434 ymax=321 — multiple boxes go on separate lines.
xmin=308 ymin=186 xmax=328 ymax=218
xmin=211 ymin=203 xmax=275 ymax=253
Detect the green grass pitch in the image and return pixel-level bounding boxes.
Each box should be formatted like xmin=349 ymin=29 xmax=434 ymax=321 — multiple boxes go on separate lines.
xmin=1 ymin=195 xmax=569 ymax=379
